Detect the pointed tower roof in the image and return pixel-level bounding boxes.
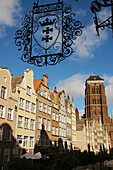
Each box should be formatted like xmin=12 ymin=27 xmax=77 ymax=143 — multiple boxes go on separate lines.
xmin=86 ymin=75 xmax=104 ymax=82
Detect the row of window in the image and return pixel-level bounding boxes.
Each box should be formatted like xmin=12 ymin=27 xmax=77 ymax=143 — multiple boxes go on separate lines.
xmin=19 ymin=98 xmax=36 ymax=113
xmin=59 ymin=114 xmax=66 ymax=123
xmin=92 ymin=87 xmax=101 ymax=94
xmin=59 ymin=128 xmax=66 ymax=137
xmin=0 ymin=105 xmax=13 ymax=120
xmin=39 ymin=90 xmax=51 ymax=100
xmin=38 ymin=101 xmax=51 ymax=114
xmin=0 ymin=86 xmax=32 ymax=101
xmin=52 ymin=112 xmax=58 ymax=121
xmin=18 ymin=116 xmax=35 ymax=130
xmin=38 ymin=117 xmax=51 ymax=131
xmin=52 ymin=126 xmax=58 ymax=135
xmin=92 ymin=98 xmax=100 ymax=104
xmin=17 ymin=135 xmax=34 ymax=148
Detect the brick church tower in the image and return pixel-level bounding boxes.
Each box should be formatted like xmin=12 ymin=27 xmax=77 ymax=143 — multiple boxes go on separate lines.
xmin=85 ymin=75 xmax=109 ymax=124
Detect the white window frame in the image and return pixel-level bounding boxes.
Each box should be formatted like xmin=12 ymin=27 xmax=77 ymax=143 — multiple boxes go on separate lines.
xmin=0 ymin=105 xmax=5 ymax=118
xmin=18 ymin=115 xmax=23 ymax=128
xmin=27 ymin=86 xmax=31 ymax=96
xmin=48 ymin=106 xmax=51 ymax=115
xmin=56 ymin=114 xmax=58 ymax=121
xmin=38 ymin=117 xmax=42 ymax=130
xmin=23 ymin=136 xmax=28 ymax=147
xmin=19 ymin=98 xmax=24 ymax=110
xmin=43 ymin=104 xmax=47 ymax=113
xmin=31 ymin=103 xmax=36 ymax=114
xmin=47 ymin=120 xmax=50 ymax=132
xmin=26 ymin=100 xmax=30 ymax=112
xmin=52 ymin=126 xmax=55 ymax=135
xmin=38 ymin=101 xmax=42 ymax=111
xmin=56 ymin=127 xmax=58 ymax=136
xmin=24 ymin=117 xmax=29 ymax=129
xmin=29 ymin=137 xmax=34 ymax=148
xmin=52 ymin=112 xmax=55 ymax=120
xmin=1 ymin=86 xmax=7 ymax=99
xmin=7 ymin=108 xmax=13 ymax=120
xmin=72 ymin=124 xmax=76 ymax=131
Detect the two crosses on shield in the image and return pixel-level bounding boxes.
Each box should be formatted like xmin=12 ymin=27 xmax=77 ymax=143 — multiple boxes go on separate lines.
xmin=39 ymin=18 xmax=56 ymax=43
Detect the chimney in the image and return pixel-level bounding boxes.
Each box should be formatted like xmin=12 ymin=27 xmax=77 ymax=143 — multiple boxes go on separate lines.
xmin=43 ymin=74 xmax=48 ymax=86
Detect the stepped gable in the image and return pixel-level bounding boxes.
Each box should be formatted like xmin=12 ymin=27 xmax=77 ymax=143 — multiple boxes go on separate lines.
xmin=34 ymin=79 xmax=42 ymax=92
xmin=11 ymin=76 xmax=24 ymax=90
xmin=86 ymin=75 xmax=104 ymax=82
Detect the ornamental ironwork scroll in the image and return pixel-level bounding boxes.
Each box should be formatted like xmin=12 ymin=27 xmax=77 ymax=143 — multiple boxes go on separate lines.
xmin=15 ymin=0 xmax=84 ymax=67
xmin=90 ymin=0 xmax=113 ymax=36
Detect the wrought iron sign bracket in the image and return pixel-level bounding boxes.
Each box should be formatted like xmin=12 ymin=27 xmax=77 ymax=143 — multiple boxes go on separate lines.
xmin=91 ymin=0 xmax=113 ymax=36
xmin=15 ymin=0 xmax=84 ymax=67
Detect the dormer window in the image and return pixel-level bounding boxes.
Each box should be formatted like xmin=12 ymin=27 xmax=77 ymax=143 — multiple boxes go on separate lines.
xmin=27 ymin=86 xmax=31 ymax=96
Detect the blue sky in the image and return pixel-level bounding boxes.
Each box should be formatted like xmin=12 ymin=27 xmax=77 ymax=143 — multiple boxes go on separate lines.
xmin=0 ymin=0 xmax=113 ymax=117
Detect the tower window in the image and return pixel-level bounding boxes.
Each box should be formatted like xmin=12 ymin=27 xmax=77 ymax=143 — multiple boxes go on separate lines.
xmin=92 ymin=87 xmax=95 ymax=94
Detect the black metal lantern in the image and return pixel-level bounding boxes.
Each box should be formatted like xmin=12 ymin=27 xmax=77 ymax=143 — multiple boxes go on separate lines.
xmin=15 ymin=0 xmax=84 ymax=67
xmin=90 ymin=0 xmax=113 ymax=36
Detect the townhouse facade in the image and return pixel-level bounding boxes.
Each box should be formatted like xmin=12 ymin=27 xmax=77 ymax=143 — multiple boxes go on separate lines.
xmin=65 ymin=96 xmax=72 ymax=149
xmin=50 ymin=87 xmax=59 ymax=146
xmin=0 ymin=67 xmax=18 ymax=165
xmin=71 ymin=98 xmax=76 ymax=149
xmin=58 ymin=90 xmax=67 ymax=146
xmin=34 ymin=74 xmax=52 ymax=148
xmin=12 ymin=69 xmax=37 ymax=153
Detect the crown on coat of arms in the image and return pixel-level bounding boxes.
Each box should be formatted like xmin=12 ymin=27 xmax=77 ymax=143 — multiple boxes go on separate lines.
xmin=39 ymin=18 xmax=56 ymax=26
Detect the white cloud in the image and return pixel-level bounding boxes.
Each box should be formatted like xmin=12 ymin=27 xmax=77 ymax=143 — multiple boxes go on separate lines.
xmin=70 ymin=9 xmax=109 ymax=62
xmin=76 ymin=9 xmax=87 ymax=18
xmin=103 ymin=74 xmax=113 ymax=105
xmin=56 ymin=73 xmax=88 ymax=99
xmin=0 ymin=0 xmax=21 ymax=37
